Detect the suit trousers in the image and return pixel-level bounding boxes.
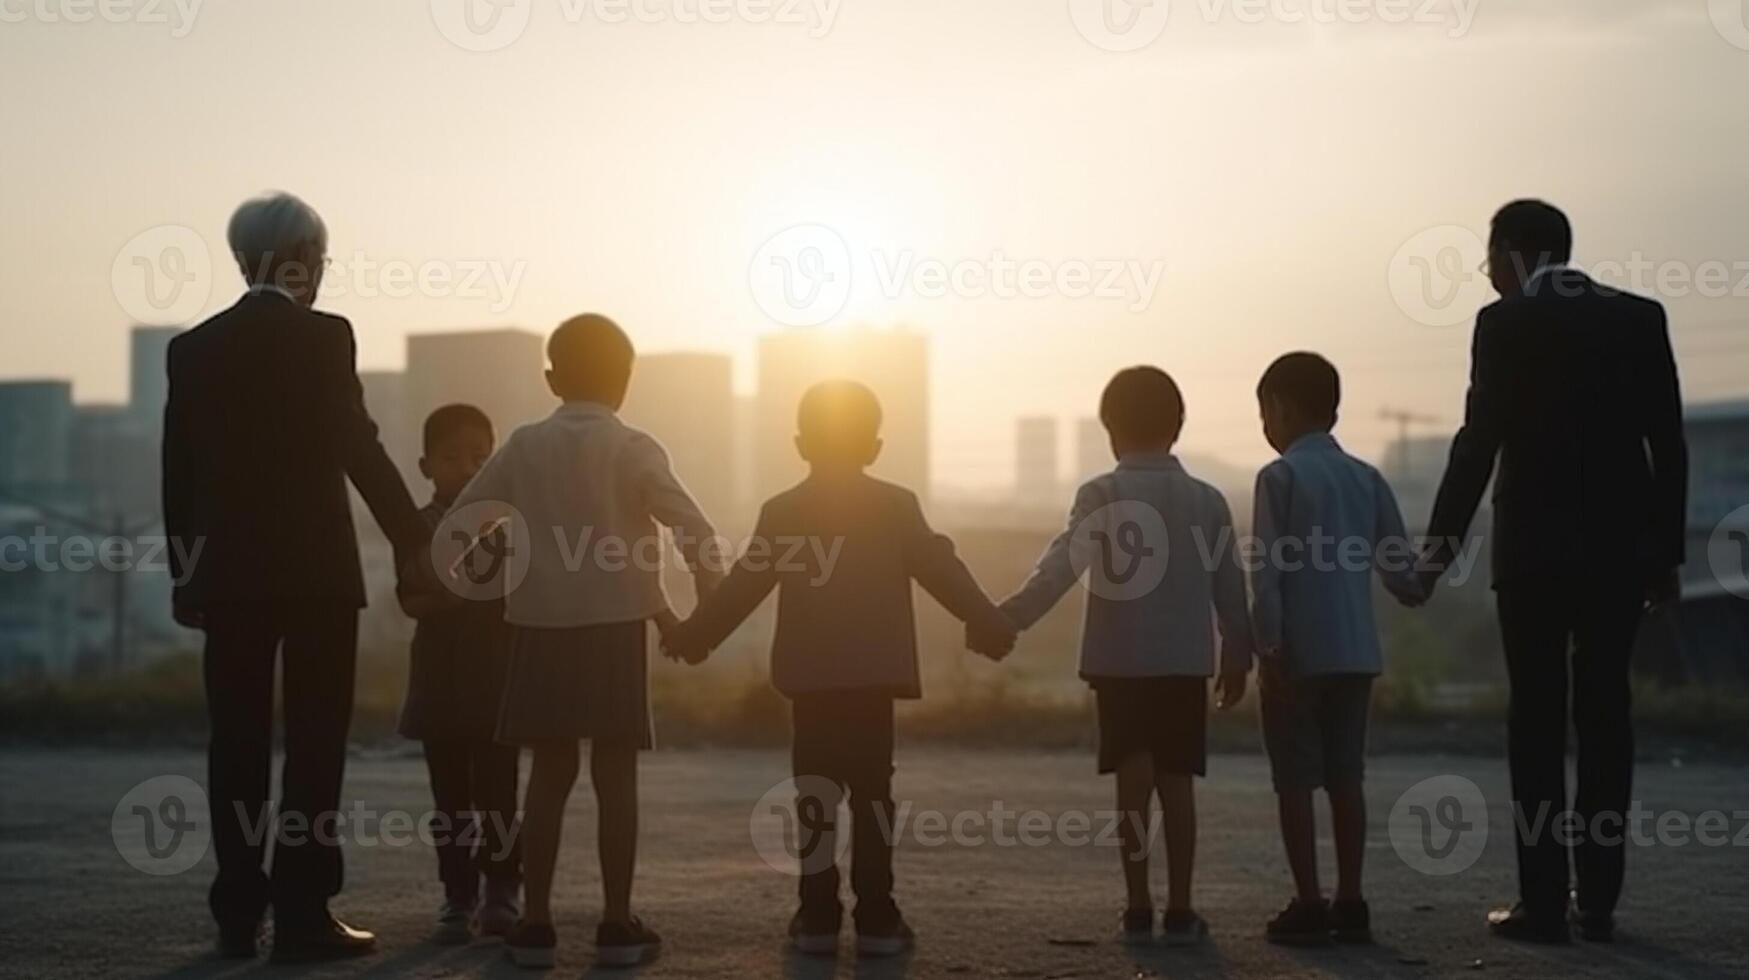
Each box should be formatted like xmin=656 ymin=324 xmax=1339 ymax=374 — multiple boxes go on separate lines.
xmin=203 ymin=602 xmax=358 ymax=930
xmin=1496 ymin=579 xmax=1644 ymax=920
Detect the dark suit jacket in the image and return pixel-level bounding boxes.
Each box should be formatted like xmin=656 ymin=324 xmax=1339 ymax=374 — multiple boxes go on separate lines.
xmin=685 ymin=472 xmax=1003 ymax=699
xmin=1426 ymin=268 xmax=1688 ymax=590
xmin=161 ymin=290 xmax=423 ymax=610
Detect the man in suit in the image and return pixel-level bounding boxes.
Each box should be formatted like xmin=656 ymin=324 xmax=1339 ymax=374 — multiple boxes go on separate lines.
xmin=1420 ymin=200 xmax=1688 ymax=944
xmin=162 ymin=193 xmax=426 ymax=962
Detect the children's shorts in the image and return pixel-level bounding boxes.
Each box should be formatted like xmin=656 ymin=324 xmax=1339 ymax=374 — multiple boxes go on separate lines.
xmin=1086 ymin=676 xmax=1208 ymax=777
xmin=1259 ymin=669 xmax=1375 ymax=792
xmin=494 ymin=620 xmax=654 ymax=748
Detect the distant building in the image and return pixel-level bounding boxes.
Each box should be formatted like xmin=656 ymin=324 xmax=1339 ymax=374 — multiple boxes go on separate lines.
xmin=1074 ymin=417 xmax=1109 ymax=484
xmin=0 ymin=380 xmax=74 ymax=496
xmin=621 ymin=353 xmax=738 ymax=529
xmin=1379 ymin=434 xmax=1455 ymax=533
xmin=1014 ymin=417 xmax=1058 ymax=506
xmin=754 ymin=328 xmax=929 ymax=503
xmin=69 ymin=405 xmax=156 ymax=521
xmin=1642 ymin=399 xmax=1749 ymax=687
xmin=358 ymin=370 xmax=415 ymax=485
xmin=129 ymin=326 xmax=181 ymax=425
xmin=405 ymin=329 xmax=550 ymax=450
xmin=0 ymin=503 xmax=85 ymax=678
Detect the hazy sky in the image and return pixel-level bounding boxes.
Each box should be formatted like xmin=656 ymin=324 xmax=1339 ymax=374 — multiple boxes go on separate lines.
xmin=4 ymin=0 xmax=1748 ymax=489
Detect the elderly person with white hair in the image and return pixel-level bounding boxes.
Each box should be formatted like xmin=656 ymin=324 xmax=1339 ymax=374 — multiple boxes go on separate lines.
xmin=162 ymin=192 xmax=424 ymax=963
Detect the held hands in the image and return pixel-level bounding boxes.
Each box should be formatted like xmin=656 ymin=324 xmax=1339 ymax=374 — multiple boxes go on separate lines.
xmin=965 ymin=608 xmax=1019 ymax=662
xmin=654 ymin=611 xmax=711 ymax=665
xmin=172 ymin=599 xmax=205 ymax=631
xmin=1214 ymin=669 xmax=1248 ymax=710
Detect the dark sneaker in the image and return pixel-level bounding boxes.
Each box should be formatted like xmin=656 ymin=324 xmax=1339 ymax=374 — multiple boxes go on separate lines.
xmin=1266 ymin=898 xmax=1333 ymax=947
xmin=217 ymin=921 xmax=262 ymax=958
xmin=596 ymin=917 xmax=662 ymax=967
xmin=436 ymin=895 xmax=475 ymax=945
xmin=1488 ymin=904 xmax=1570 ymax=945
xmin=856 ymin=915 xmax=915 ymax=958
xmin=505 ymin=921 xmax=557 ymax=969
xmin=789 ymin=906 xmax=843 ymax=956
xmin=1329 ymin=899 xmax=1372 ymax=944
xmin=475 ymin=879 xmax=522 ymax=938
xmin=270 ymin=914 xmax=377 ymax=964
xmin=1161 ymin=909 xmax=1209 ymax=948
xmin=1569 ymin=902 xmax=1615 ymax=943
xmin=1121 ymin=907 xmax=1154 ymax=943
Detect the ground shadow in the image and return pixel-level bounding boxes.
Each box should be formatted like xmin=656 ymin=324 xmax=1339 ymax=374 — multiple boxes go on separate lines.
xmin=1124 ymin=936 xmax=1238 ymax=979
xmin=150 ymin=938 xmax=492 ymax=980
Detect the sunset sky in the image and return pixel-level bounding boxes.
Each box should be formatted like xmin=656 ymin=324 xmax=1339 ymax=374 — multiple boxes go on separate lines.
xmin=4 ymin=0 xmax=1748 ymax=489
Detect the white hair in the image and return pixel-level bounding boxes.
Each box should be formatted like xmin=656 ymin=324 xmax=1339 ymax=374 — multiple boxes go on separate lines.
xmin=226 ymin=192 xmax=327 ymax=281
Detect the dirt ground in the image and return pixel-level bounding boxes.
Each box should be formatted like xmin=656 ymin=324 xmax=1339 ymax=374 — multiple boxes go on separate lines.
xmin=2 ymin=746 xmax=1746 ymax=979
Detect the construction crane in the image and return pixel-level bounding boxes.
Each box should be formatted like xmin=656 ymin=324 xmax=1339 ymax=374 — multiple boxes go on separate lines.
xmin=1379 ymin=407 xmax=1445 ymax=484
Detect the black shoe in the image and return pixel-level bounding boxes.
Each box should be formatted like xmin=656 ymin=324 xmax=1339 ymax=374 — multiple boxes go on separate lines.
xmin=1120 ymin=907 xmax=1154 ymax=943
xmin=1488 ymin=904 xmax=1570 ymax=945
xmin=1329 ymin=899 xmax=1373 ymax=944
xmin=856 ymin=913 xmax=915 ymax=958
xmin=1266 ymin=898 xmax=1333 ymax=947
xmin=789 ymin=906 xmax=843 ymax=956
xmin=505 ymin=920 xmax=557 ymax=969
xmin=270 ymin=914 xmax=377 ymax=963
xmin=596 ymin=917 xmax=662 ymax=967
xmin=216 ymin=921 xmax=262 ymax=958
xmin=1161 ymin=909 xmax=1209 ymax=948
xmin=1569 ymin=904 xmax=1615 ymax=943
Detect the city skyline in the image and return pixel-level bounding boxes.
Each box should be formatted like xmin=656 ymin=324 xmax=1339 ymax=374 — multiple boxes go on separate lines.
xmin=7 ymin=0 xmax=1749 ymax=487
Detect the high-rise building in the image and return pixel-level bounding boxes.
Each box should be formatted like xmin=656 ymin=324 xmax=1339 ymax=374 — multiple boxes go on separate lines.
xmin=0 ymin=380 xmax=74 ymax=495
xmin=358 ymin=370 xmax=415 ymax=485
xmin=69 ymin=405 xmax=156 ymax=520
xmin=1074 ymin=417 xmax=1109 ymax=484
xmin=1015 ymin=417 xmax=1059 ymax=505
xmin=405 ymin=329 xmax=550 ymax=449
xmin=755 ymin=328 xmax=929 ymax=503
xmin=621 ymin=353 xmax=738 ymax=529
xmin=129 ymin=326 xmax=182 ymax=425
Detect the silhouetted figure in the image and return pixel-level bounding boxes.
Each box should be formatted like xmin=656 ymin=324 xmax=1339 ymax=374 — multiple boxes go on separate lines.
xmin=451 ymin=314 xmax=721 ymax=969
xmin=395 ymin=404 xmax=522 ymax=943
xmin=161 ymin=192 xmax=424 ymax=962
xmin=1250 ymin=353 xmax=1423 ymax=948
xmin=668 ymin=379 xmax=1014 ymax=959
xmin=1420 ymin=200 xmax=1688 ymax=944
xmin=997 ymin=367 xmax=1252 ymax=947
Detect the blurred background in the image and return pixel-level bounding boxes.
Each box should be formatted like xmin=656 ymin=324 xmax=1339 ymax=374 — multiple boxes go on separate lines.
xmin=2 ymin=0 xmax=1747 ymax=748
